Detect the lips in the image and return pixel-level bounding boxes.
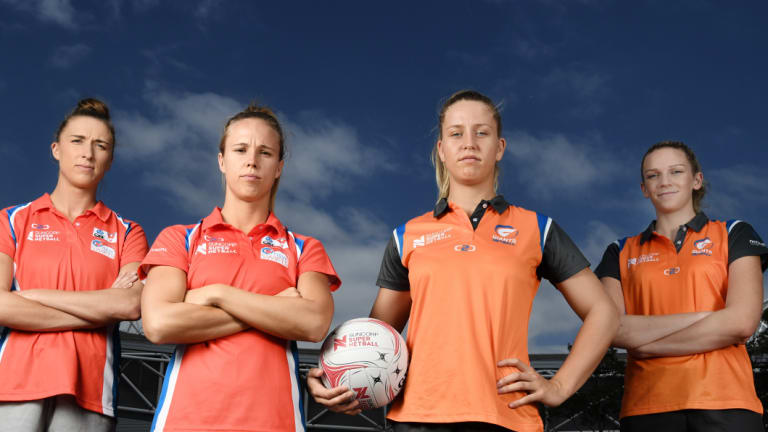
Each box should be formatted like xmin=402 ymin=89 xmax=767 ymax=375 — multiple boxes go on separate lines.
xmin=241 ymin=174 xmax=262 ymax=181
xmin=459 ymin=155 xmax=481 ymax=162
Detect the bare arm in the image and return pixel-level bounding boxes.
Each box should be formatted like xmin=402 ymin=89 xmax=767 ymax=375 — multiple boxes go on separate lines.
xmin=369 ymin=287 xmax=412 ymax=332
xmin=498 ymin=268 xmax=619 ymax=408
xmin=140 ymin=265 xmax=249 ymax=344
xmin=186 ymin=271 xmax=335 ymax=343
xmin=0 ymin=252 xmax=95 ymax=331
xmin=633 ymin=255 xmax=763 ymax=358
xmin=15 ymin=262 xmax=143 ymax=324
xmin=601 ymin=276 xmax=711 ymax=349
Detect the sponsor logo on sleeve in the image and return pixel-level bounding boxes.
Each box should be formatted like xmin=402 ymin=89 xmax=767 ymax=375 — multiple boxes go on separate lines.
xmin=93 ymin=227 xmax=118 ymax=243
xmin=150 ymin=247 xmax=167 ymax=253
xmin=492 ymin=225 xmax=518 ymax=245
xmin=412 ymin=228 xmax=452 ymax=248
xmin=691 ymin=237 xmax=713 ymax=256
xmin=627 ymin=252 xmax=659 ymax=269
xmin=750 ymin=239 xmax=767 ymax=248
xmin=261 ymin=236 xmax=289 ymax=249
xmin=260 ymin=247 xmax=288 ymax=267
xmin=91 ymin=239 xmax=116 ymax=259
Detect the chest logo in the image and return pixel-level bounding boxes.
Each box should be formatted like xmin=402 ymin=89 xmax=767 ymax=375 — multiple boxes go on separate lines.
xmin=492 ymin=225 xmax=518 ymax=245
xmin=412 ymin=228 xmax=452 ymax=248
xmin=30 ymin=224 xmax=50 ymax=230
xmin=27 ymin=230 xmax=61 ymax=242
xmin=664 ymin=266 xmax=681 ymax=276
xmin=261 ymin=236 xmax=289 ymax=249
xmin=454 ymin=244 xmax=477 ymax=252
xmin=91 ymin=239 xmax=115 ymax=259
xmin=93 ymin=227 xmax=118 ymax=243
xmin=195 ymin=241 xmax=238 ymax=255
xmin=260 ymin=247 xmax=288 ymax=267
xmin=692 ymin=237 xmax=713 ymax=256
xmin=627 ymin=252 xmax=659 ymax=269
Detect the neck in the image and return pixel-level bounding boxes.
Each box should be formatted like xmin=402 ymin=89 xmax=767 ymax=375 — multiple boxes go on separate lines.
xmin=220 ymin=195 xmax=271 ymax=234
xmin=49 ymin=178 xmax=98 ymax=222
xmin=447 ymin=180 xmax=496 ymax=217
xmin=654 ymin=206 xmax=697 ymax=241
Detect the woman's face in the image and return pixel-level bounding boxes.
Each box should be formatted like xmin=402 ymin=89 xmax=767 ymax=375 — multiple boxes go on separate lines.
xmin=218 ymin=117 xmax=283 ymax=204
xmin=51 ymin=116 xmax=113 ymax=190
xmin=641 ymin=147 xmax=702 ymax=214
xmin=437 ymin=100 xmax=505 ymax=188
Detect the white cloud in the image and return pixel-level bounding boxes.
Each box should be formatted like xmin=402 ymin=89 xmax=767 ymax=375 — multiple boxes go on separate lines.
xmin=504 ymin=131 xmax=619 ymax=199
xmin=528 ymin=281 xmax=582 ymax=353
xmin=540 ymin=66 xmax=609 ymax=117
xmin=50 ymin=43 xmax=91 ymax=69
xmin=1 ymin=0 xmax=77 ymax=28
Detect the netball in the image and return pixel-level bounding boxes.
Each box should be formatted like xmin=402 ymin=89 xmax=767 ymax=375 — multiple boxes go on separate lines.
xmin=318 ymin=318 xmax=409 ymax=410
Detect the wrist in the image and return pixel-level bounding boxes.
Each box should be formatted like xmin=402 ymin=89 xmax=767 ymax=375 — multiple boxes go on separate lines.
xmin=208 ymin=284 xmax=227 ymax=307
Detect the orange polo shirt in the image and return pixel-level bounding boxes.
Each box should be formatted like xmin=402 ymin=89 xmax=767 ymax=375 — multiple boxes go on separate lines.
xmin=596 ymin=213 xmax=768 ymax=418
xmin=140 ymin=207 xmax=340 ymax=432
xmin=376 ymin=196 xmax=589 ymax=432
xmin=0 ymin=193 xmax=148 ymax=416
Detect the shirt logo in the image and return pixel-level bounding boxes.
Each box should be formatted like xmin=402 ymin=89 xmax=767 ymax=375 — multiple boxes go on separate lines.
xmin=30 ymin=224 xmax=50 ymax=230
xmin=204 ymin=234 xmax=225 ymax=242
xmin=627 ymin=252 xmax=659 ymax=268
xmin=692 ymin=237 xmax=713 ymax=256
xmin=93 ymin=227 xmax=117 ymax=243
xmin=412 ymin=228 xmax=452 ymax=248
xmin=664 ymin=266 xmax=681 ymax=276
xmin=260 ymin=247 xmax=288 ymax=267
xmin=262 ymin=236 xmax=289 ymax=249
xmin=492 ymin=225 xmax=518 ymax=245
xmin=750 ymin=239 xmax=767 ymax=248
xmin=91 ymin=239 xmax=115 ymax=259
xmin=454 ymin=244 xmax=477 ymax=252
xmin=27 ymin=230 xmax=61 ymax=242
xmin=196 ymin=241 xmax=238 ymax=255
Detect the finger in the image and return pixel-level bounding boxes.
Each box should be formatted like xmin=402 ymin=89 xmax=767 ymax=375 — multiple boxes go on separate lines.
xmin=498 ymin=358 xmax=534 ymax=374
xmin=498 ymin=381 xmax=535 ymax=394
xmin=342 ymin=407 xmax=362 ymax=416
xmin=496 ymin=372 xmax=522 ymax=387
xmin=507 ymin=391 xmax=541 ymax=409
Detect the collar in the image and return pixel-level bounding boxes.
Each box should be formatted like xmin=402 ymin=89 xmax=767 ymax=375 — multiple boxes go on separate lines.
xmin=640 ymin=211 xmax=709 ymax=244
xmin=201 ymin=207 xmax=285 ymax=236
xmin=433 ymin=195 xmax=510 ymax=218
xmin=31 ymin=193 xmax=111 ymax=222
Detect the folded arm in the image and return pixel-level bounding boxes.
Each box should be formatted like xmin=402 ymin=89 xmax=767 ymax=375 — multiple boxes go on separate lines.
xmin=632 ymin=255 xmax=763 ymax=358
xmin=186 ymin=271 xmax=335 ymax=343
xmin=141 ymin=265 xmax=249 ymax=344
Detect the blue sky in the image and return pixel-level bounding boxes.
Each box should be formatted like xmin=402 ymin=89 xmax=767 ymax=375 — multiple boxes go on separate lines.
xmin=1 ymin=0 xmax=766 ymax=352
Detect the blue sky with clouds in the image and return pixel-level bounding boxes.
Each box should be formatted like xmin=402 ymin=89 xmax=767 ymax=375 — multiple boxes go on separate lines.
xmin=1 ymin=0 xmax=766 ymax=352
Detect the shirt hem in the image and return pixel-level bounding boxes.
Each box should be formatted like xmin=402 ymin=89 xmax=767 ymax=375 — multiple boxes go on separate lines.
xmin=0 ymin=391 xmax=112 ymax=417
xmin=620 ymin=400 xmax=764 ymax=419
xmin=387 ymin=412 xmax=542 ymax=432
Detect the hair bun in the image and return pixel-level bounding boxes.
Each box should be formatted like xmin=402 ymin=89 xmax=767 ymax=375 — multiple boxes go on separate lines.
xmin=75 ymin=98 xmax=110 ymax=119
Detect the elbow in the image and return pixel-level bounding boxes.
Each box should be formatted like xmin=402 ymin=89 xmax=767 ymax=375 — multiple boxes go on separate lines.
xmin=117 ymin=300 xmax=141 ymax=322
xmin=298 ymin=314 xmax=332 ymax=343
xmin=732 ymin=318 xmax=759 ymax=342
xmin=142 ymin=316 xmax=173 ymax=345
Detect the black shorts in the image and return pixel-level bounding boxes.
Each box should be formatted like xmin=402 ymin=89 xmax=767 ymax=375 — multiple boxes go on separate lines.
xmin=620 ymin=409 xmax=763 ymax=432
xmin=391 ymin=421 xmax=513 ymax=432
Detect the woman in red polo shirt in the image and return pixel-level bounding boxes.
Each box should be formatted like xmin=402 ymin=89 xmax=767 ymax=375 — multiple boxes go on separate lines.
xmin=140 ymin=103 xmax=340 ymax=432
xmin=0 ymin=98 xmax=148 ymax=431
xmin=595 ymin=141 xmax=767 ymax=431
xmin=307 ymin=89 xmax=619 ymax=432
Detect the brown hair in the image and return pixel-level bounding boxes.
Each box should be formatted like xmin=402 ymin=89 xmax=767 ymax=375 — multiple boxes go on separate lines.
xmin=219 ymin=103 xmax=286 ymax=211
xmin=641 ymin=140 xmax=707 ymax=213
xmin=431 ymin=89 xmax=503 ymax=201
xmin=55 ymin=98 xmax=116 ymax=154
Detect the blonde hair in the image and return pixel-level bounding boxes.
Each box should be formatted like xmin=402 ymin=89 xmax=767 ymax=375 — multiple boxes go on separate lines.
xmin=431 ymin=90 xmax=502 ymax=201
xmin=219 ymin=103 xmax=286 ymax=211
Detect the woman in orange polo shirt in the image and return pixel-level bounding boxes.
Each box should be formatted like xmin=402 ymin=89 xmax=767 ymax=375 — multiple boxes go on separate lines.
xmin=595 ymin=141 xmax=767 ymax=431
xmin=307 ymin=89 xmax=619 ymax=432
xmin=140 ymin=103 xmax=340 ymax=432
xmin=0 ymin=98 xmax=148 ymax=431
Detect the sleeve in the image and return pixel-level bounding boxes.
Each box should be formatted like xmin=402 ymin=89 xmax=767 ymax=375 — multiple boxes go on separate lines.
xmin=296 ymin=236 xmax=341 ymax=292
xmin=120 ymin=221 xmax=149 ymax=267
xmin=727 ymin=221 xmax=768 ymax=272
xmin=0 ymin=209 xmax=15 ymax=259
xmin=375 ymin=236 xmax=410 ymax=291
xmin=537 ymin=220 xmax=591 ymax=285
xmin=138 ymin=226 xmax=191 ymax=279
xmin=594 ymin=242 xmax=622 ymax=280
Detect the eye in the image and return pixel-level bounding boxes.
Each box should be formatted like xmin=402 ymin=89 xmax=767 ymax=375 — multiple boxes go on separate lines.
xmin=449 ymin=131 xmax=461 ymax=138
xmin=260 ymin=150 xmax=273 ymax=156
xmin=476 ymin=131 xmax=488 ymax=137
xmin=645 ymin=173 xmax=658 ymax=180
xmin=234 ymin=147 xmax=246 ymax=153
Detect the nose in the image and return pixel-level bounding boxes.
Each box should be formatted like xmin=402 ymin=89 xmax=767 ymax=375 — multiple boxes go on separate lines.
xmin=462 ymin=134 xmax=478 ymax=150
xmin=82 ymin=140 xmax=95 ymax=160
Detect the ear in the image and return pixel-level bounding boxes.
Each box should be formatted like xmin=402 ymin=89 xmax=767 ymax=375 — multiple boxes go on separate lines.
xmin=495 ymin=137 xmax=506 ymax=162
xmin=437 ymin=140 xmax=446 ymax=162
xmin=275 ymin=159 xmax=284 ymax=179
xmin=692 ymin=171 xmax=703 ymax=190
xmin=51 ymin=142 xmax=61 ymax=161
xmin=640 ymin=182 xmax=650 ymax=199
xmin=218 ymin=152 xmax=225 ymax=174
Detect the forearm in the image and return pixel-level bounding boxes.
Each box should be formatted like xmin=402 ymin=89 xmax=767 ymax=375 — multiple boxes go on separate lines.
xmin=613 ymin=311 xmax=710 ymax=349
xmin=17 ymin=286 xmax=141 ymax=325
xmin=142 ymin=300 xmax=248 ymax=344
xmin=213 ymin=285 xmax=333 ymax=342
xmin=633 ymin=308 xmax=753 ymax=358
xmin=552 ymin=299 xmax=618 ymax=397
xmin=0 ymin=291 xmax=95 ymax=331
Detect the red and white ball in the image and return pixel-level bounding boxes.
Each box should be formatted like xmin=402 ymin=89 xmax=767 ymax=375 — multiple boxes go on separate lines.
xmin=319 ymin=318 xmax=408 ymax=410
